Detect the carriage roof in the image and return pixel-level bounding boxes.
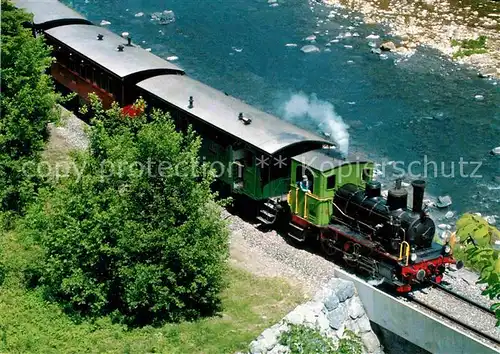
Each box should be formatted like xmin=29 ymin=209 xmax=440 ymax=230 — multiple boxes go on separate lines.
xmin=137 ymin=75 xmax=333 ymax=156
xmin=13 ymin=0 xmax=92 ymax=29
xmin=45 ymin=24 xmax=184 ymax=79
xmin=292 ymin=150 xmax=370 ymax=172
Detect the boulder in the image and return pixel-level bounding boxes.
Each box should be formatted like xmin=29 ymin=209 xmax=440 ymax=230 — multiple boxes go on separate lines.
xmin=491 ymin=147 xmax=500 ymax=156
xmin=380 ymin=41 xmax=396 ymax=51
xmin=356 ymin=314 xmax=372 ymax=333
xmin=362 ymin=331 xmax=382 ymax=353
xmin=268 ymin=344 xmax=289 ymax=354
xmin=436 ymin=195 xmax=452 ymax=208
xmin=478 ymin=68 xmax=496 ymax=78
xmin=327 ymin=303 xmax=347 ymax=330
xmin=348 ymin=296 xmax=365 ymax=319
xmin=485 ymin=216 xmax=496 ymax=225
xmin=324 ymin=293 xmax=340 ymax=311
xmin=300 ymin=45 xmax=320 ymax=53
xmin=284 ymin=310 xmax=303 ymax=325
xmin=335 ymin=280 xmax=355 ymax=302
xmin=316 ymin=313 xmax=330 ymax=334
xmin=344 ymin=318 xmax=360 ymax=334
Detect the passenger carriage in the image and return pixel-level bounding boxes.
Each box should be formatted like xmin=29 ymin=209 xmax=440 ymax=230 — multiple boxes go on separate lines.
xmin=15 ymin=0 xmax=184 ymax=109
xmin=13 ymin=0 xmax=92 ymax=33
xmin=135 ymin=75 xmax=336 ymax=221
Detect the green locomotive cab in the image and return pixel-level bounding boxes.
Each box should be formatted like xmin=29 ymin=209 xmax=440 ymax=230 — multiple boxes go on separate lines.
xmin=288 ymin=150 xmax=374 ymax=226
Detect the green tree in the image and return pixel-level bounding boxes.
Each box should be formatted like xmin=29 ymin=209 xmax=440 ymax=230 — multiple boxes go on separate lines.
xmin=455 ymin=213 xmax=500 ymax=325
xmin=0 ymin=0 xmax=61 ymax=218
xmin=23 ymin=97 xmax=230 ymax=326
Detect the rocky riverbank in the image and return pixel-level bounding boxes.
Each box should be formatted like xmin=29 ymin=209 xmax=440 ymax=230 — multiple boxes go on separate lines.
xmin=322 ymin=0 xmax=500 ymax=79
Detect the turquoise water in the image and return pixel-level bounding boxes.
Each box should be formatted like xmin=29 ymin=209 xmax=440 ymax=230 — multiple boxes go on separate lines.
xmin=64 ymin=0 xmax=499 ymax=220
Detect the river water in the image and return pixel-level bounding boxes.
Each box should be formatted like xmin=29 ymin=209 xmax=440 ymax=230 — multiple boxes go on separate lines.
xmin=64 ymin=0 xmax=500 ymax=223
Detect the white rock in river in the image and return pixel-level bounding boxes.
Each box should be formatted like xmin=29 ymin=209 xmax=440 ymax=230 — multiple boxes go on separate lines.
xmin=135 ymin=12 xmax=144 ymax=17
xmin=445 ymin=211 xmax=454 ymax=219
xmin=491 ymin=147 xmax=500 ymax=155
xmin=166 ymin=56 xmax=178 ymax=61
xmin=474 ymin=94 xmax=484 ymax=101
xmin=285 ymin=43 xmax=297 ymax=47
xmin=366 ymin=34 xmax=380 ymax=39
xmin=100 ymin=20 xmax=111 ymax=26
xmin=438 ymin=224 xmax=451 ymax=230
xmin=300 ymin=45 xmax=320 ymax=53
xmin=305 ymin=35 xmax=317 ymax=41
xmin=485 ymin=216 xmax=496 ymax=225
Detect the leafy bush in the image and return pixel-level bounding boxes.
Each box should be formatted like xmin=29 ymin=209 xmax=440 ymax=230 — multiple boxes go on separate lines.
xmin=451 ymin=35 xmax=488 ymax=58
xmin=451 ymin=35 xmax=487 ymax=50
xmin=454 ymin=213 xmax=500 ymax=326
xmin=455 ymin=213 xmax=500 ymax=248
xmin=279 ymin=324 xmax=363 ymax=354
xmin=0 ymin=0 xmax=61 ymax=216
xmin=22 ymin=98 xmax=230 ymax=326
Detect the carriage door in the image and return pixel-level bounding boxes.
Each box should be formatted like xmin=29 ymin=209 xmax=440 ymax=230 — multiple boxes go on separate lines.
xmin=232 ymin=148 xmax=256 ymax=197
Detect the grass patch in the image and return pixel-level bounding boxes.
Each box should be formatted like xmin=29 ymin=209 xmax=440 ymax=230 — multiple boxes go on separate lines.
xmin=451 ymin=35 xmax=488 ymax=58
xmin=0 ymin=229 xmax=303 ymax=354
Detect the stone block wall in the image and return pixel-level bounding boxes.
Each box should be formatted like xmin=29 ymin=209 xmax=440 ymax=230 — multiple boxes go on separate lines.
xmin=247 ymin=278 xmax=384 ymax=354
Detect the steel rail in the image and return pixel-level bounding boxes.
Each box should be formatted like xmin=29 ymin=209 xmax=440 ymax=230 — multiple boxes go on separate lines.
xmin=431 ymin=281 xmax=496 ymax=316
xmin=405 ymin=293 xmax=500 ymax=346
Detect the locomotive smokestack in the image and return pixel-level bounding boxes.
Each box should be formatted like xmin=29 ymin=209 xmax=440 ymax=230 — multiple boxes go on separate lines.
xmin=411 ymin=180 xmax=426 ymax=213
xmin=387 ymin=177 xmax=408 ymax=210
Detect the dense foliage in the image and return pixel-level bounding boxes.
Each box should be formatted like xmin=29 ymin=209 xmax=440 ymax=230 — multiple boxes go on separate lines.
xmin=22 ymin=95 xmax=230 ymax=326
xmin=279 ymin=324 xmax=363 ymax=354
xmin=451 ymin=35 xmax=488 ymax=58
xmin=455 ymin=213 xmax=500 ymax=325
xmin=0 ymin=0 xmax=61 ymax=218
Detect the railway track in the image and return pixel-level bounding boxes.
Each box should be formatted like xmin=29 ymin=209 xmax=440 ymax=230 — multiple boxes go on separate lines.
xmin=405 ymin=283 xmax=500 ymax=348
xmin=432 ymin=281 xmax=496 ymax=316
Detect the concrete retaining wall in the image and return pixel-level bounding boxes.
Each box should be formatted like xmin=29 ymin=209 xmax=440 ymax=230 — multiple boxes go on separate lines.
xmin=334 ymin=268 xmax=500 ymax=354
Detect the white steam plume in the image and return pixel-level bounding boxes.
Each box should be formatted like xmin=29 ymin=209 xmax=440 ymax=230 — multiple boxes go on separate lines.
xmin=281 ymin=92 xmax=350 ymax=156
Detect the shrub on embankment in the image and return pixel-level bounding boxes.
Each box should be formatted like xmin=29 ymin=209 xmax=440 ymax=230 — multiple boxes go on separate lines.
xmin=0 ymin=0 xmax=62 ymax=220
xmin=21 ymin=96 xmax=230 ymax=326
xmin=453 ymin=213 xmax=500 ymax=325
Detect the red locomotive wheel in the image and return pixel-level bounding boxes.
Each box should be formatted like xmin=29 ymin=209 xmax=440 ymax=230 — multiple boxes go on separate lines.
xmin=320 ymin=231 xmax=338 ymax=257
xmin=344 ymin=241 xmax=360 ymax=268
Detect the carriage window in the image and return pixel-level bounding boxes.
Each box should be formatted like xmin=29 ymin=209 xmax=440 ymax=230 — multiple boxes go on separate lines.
xmin=68 ymin=56 xmax=75 ymax=72
xmin=78 ymin=61 xmax=85 ymax=77
xmin=104 ymin=76 xmax=109 ymax=91
xmin=327 ymin=175 xmax=336 ymax=190
xmin=108 ymin=77 xmax=115 ymax=95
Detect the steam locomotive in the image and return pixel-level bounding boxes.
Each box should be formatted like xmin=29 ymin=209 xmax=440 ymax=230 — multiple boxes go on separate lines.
xmin=284 ymin=157 xmax=463 ymax=292
xmin=15 ymin=0 xmax=462 ymax=293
